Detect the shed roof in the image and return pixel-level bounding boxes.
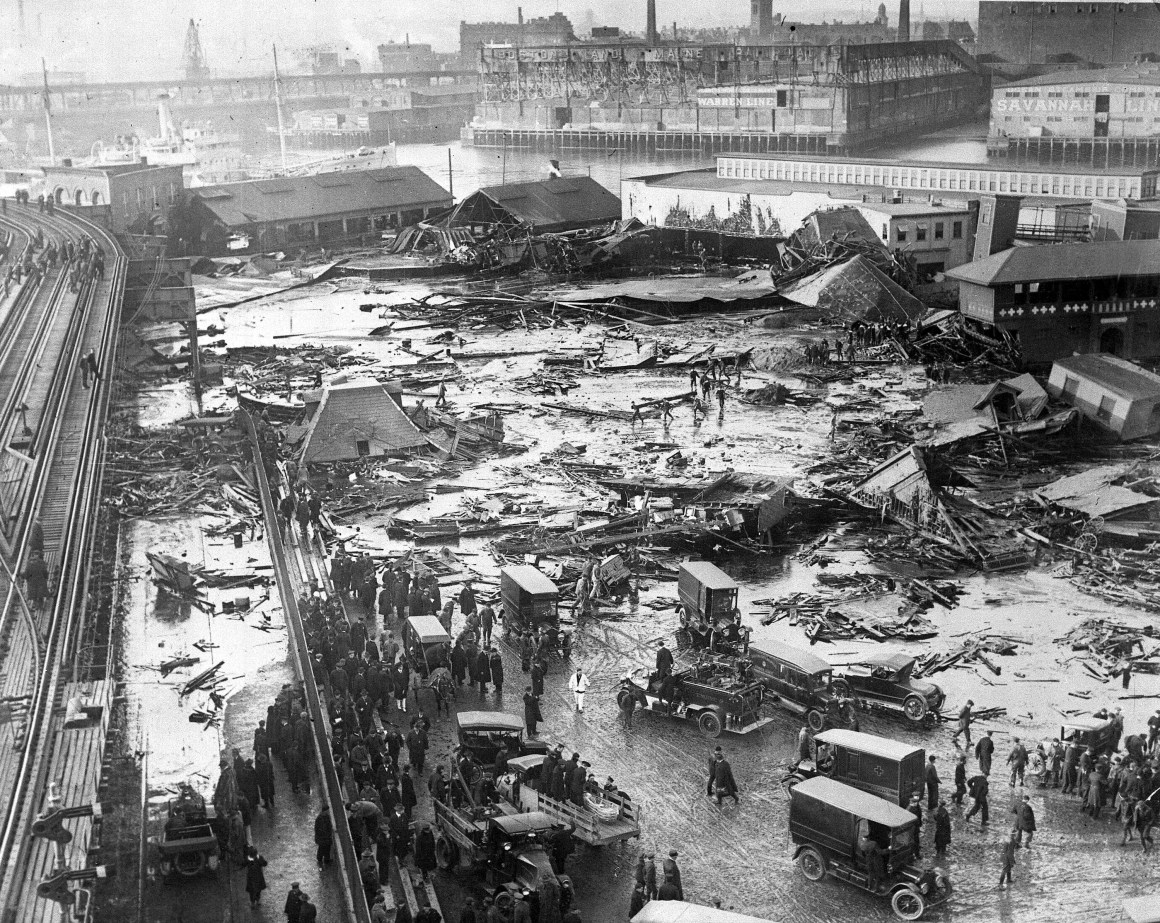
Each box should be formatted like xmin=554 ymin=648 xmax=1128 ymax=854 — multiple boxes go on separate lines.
xmin=195 ymin=166 xmax=450 ymax=228
xmin=299 ymin=378 xmax=427 ymax=464
xmin=791 ymin=777 xmax=919 ymax=827
xmin=446 ymin=176 xmax=621 ymax=233
xmin=679 ymin=561 xmax=737 ymax=592
xmin=814 ymin=729 xmax=923 ymax=762
xmin=946 ymin=240 xmax=1160 ymax=287
xmin=1052 ymin=354 xmax=1160 ymax=402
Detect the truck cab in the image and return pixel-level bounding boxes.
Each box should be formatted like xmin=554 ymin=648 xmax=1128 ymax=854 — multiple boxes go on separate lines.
xmin=789 ymin=729 xmax=925 ymax=808
xmin=676 ymin=562 xmax=746 ymax=653
xmin=500 ymin=565 xmax=568 ymax=653
xmin=487 ymin=812 xmax=573 ymax=915
xmin=789 ymin=776 xmax=950 ymax=920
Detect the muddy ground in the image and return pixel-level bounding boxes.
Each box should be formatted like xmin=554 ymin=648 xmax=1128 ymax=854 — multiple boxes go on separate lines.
xmin=120 ymin=275 xmax=1160 ymax=922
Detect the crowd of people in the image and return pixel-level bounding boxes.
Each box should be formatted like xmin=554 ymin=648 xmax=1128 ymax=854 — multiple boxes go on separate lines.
xmin=804 ymin=319 xmax=913 ymax=365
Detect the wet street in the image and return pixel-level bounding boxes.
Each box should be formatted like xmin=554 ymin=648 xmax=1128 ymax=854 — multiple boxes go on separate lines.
xmin=115 ymin=278 xmax=1160 ymax=922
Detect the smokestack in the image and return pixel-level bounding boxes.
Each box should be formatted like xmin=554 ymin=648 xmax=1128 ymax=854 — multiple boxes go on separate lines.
xmin=898 ymin=0 xmax=910 ymax=42
xmin=647 ymin=0 xmax=658 ymax=43
xmin=518 ymin=6 xmax=524 ymax=25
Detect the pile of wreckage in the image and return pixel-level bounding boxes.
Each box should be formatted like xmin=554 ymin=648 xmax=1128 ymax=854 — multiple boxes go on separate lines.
xmin=1056 ymin=617 xmax=1160 ymax=684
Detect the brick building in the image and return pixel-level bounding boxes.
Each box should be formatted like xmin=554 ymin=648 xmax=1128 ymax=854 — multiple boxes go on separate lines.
xmin=37 ymin=162 xmax=184 ymax=233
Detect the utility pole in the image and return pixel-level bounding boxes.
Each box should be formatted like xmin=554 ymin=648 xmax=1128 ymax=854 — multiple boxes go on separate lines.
xmin=447 ymin=149 xmax=454 ymax=199
xmin=272 ymin=45 xmax=288 ymax=174
xmin=41 ymin=59 xmax=55 ymax=165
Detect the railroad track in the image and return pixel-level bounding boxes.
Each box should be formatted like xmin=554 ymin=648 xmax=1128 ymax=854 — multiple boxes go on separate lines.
xmin=0 ymin=204 xmax=125 ymax=921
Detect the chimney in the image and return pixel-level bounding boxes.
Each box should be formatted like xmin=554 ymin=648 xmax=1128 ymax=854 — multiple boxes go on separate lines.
xmin=898 ymin=0 xmax=910 ymax=41
xmin=673 ymin=21 xmax=678 ymax=39
xmin=518 ymin=6 xmax=524 ymax=25
xmin=647 ymin=0 xmax=658 ymax=43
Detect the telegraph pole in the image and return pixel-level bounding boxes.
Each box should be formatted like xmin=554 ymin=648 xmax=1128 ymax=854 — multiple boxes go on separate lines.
xmin=272 ymin=45 xmax=288 ymax=174
xmin=41 ymin=59 xmax=55 ymax=165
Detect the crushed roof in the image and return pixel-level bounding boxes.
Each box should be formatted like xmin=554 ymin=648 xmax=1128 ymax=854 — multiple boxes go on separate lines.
xmin=946 ymin=240 xmax=1160 ymax=286
xmin=195 ymin=166 xmax=451 ymax=227
xmin=300 ymin=379 xmax=427 ymax=464
xmin=777 ymin=255 xmax=927 ymax=322
xmin=446 ymin=176 xmax=621 ymax=233
xmin=1052 ymin=354 xmax=1160 ymax=402
xmin=806 ymin=207 xmax=888 ymax=251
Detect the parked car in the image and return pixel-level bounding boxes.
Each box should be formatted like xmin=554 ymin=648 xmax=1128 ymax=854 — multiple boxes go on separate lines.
xmin=154 ymin=784 xmax=221 ymax=878
xmin=617 ymin=651 xmax=770 ymax=738
xmin=832 ymin=653 xmax=945 ymax=724
xmin=676 ymin=562 xmax=748 ymax=654
xmin=454 ymin=710 xmax=549 ymax=767
xmin=401 ymin=615 xmax=451 ymax=676
xmin=1060 ymin=716 xmax=1120 ymax=755
xmin=789 ymin=776 xmax=951 ymax=920
xmin=747 ymin=640 xmax=852 ymax=732
xmin=787 ymin=729 xmax=926 ymax=808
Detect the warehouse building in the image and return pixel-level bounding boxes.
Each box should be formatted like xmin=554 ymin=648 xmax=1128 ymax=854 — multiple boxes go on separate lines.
xmin=945 ymin=239 xmax=1160 ymax=364
xmin=190 ymin=166 xmax=451 ymax=254
xmin=987 ymin=67 xmax=1160 ymax=165
xmin=37 ymin=162 xmax=183 ymax=234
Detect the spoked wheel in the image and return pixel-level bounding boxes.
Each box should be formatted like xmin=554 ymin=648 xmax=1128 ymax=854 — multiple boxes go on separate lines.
xmin=806 ymin=709 xmax=825 ymax=732
xmin=891 ymin=888 xmax=926 ymax=921
xmin=174 ymin=851 xmax=207 ymax=877
xmin=697 ymin=710 xmax=723 ymax=738
xmin=797 ymin=847 xmax=826 ymax=882
xmin=903 ymin=695 xmax=928 ymax=722
xmin=435 ymin=836 xmax=459 ymax=870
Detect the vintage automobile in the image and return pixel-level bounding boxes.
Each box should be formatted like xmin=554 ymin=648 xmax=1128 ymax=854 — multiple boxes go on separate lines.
xmin=747 ymin=640 xmax=853 ymax=732
xmin=432 ymin=803 xmax=574 ymax=916
xmin=500 ymin=565 xmax=570 ymax=656
xmin=454 ymin=710 xmax=549 ymax=767
xmin=401 ymin=615 xmax=452 ymax=676
xmin=617 ymin=650 xmax=771 ymax=738
xmin=786 ymin=729 xmax=926 ymax=808
xmin=832 ymin=653 xmax=945 ymax=724
xmin=496 ymin=753 xmax=642 ymax=847
xmin=154 ymin=784 xmax=221 ymax=878
xmin=675 ymin=562 xmax=748 ymax=654
xmin=1060 ymin=716 xmax=1121 ymax=755
xmin=789 ymin=776 xmax=952 ymax=921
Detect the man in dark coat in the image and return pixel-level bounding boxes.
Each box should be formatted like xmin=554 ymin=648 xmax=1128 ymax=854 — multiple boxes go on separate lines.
xmin=999 ymin=833 xmax=1018 ymax=888
xmin=401 ymin=765 xmax=418 ymax=821
xmin=662 ymin=850 xmax=683 ymax=899
xmin=406 ymin=724 xmax=427 ymax=775
xmin=568 ymin=760 xmax=587 ymax=807
xmin=475 ymin=647 xmax=492 ymax=696
xmin=238 ymin=758 xmax=260 ymax=812
xmin=933 ymin=801 xmax=952 ymax=856
xmin=712 ymin=752 xmax=739 ymax=805
xmin=531 ymin=658 xmax=546 ymax=697
xmin=284 ymin=882 xmax=305 ymax=923
xmin=523 ymin=687 xmax=543 ymax=736
xmin=451 ymin=642 xmax=468 ymax=686
xmin=314 ymin=806 xmax=333 ymax=867
xmin=490 ymin=648 xmax=505 ymax=698
xmin=925 ymin=755 xmax=940 ymax=810
xmin=388 ymin=803 xmax=412 ymax=861
xmin=299 ymin=895 xmax=318 ymax=923
xmin=656 ymin=643 xmax=674 ymax=678
xmin=256 ymin=752 xmax=275 ymax=809
xmin=245 ymin=847 xmax=268 ymax=907
xmin=1014 ymin=793 xmax=1036 ymax=847
xmin=952 ymin=754 xmax=967 ymax=806
xmin=965 ymin=772 xmax=989 ymax=824
xmin=657 ymin=876 xmax=680 ymax=900
xmin=975 ymin=730 xmax=995 ymax=776
xmin=459 ymin=581 xmax=477 ymax=617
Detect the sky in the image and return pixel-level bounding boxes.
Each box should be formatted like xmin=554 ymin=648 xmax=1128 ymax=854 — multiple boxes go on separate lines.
xmin=4 ymin=0 xmax=980 ymax=83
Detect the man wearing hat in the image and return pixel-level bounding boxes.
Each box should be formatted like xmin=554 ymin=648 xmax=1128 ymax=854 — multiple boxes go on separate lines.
xmin=662 ymin=849 xmax=683 ymax=899
xmin=707 ymin=745 xmax=724 ymax=797
xmin=283 ymin=882 xmax=304 ymax=923
xmin=1014 ymin=793 xmax=1036 ymax=848
xmin=314 ymin=805 xmax=333 ymax=868
xmin=643 ymin=851 xmax=658 ymax=900
xmin=298 ymin=893 xmax=317 ymax=923
xmin=953 ymin=699 xmax=974 ymax=748
xmin=925 ymin=754 xmax=940 ymax=810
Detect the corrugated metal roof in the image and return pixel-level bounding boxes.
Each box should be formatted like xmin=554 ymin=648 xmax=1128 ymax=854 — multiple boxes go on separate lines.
xmin=447 ymin=176 xmax=621 ymax=233
xmin=195 ymin=166 xmax=451 ymax=228
xmin=946 ymin=240 xmax=1160 ymax=286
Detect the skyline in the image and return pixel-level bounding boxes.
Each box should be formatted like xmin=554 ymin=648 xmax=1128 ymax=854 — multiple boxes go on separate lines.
xmin=3 ymin=0 xmax=976 ymax=84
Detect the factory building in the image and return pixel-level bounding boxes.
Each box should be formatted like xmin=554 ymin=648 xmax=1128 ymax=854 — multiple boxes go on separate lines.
xmin=459 ymin=11 xmax=575 ymax=63
xmin=467 ymin=40 xmax=981 ymax=155
xmin=977 ymin=1 xmax=1160 ymax=78
xmin=987 ymin=67 xmax=1160 ymax=166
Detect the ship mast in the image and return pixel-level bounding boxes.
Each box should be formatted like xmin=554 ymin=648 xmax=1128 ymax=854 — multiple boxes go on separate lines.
xmin=272 ymin=45 xmax=288 ymax=174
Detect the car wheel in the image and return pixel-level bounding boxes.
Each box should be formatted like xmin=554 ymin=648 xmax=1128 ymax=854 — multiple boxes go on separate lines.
xmin=616 ymin=690 xmax=634 ymax=712
xmin=797 ymin=847 xmax=827 ymax=882
xmin=697 ymin=710 xmax=723 ymax=738
xmin=784 ymin=773 xmax=806 ymax=790
xmin=832 ymin=678 xmax=851 ymax=698
xmin=174 ymin=851 xmax=206 ymax=877
xmin=493 ymin=890 xmax=515 ymax=913
xmin=903 ymin=695 xmax=928 ymax=722
xmin=806 ymin=709 xmax=825 ymax=732
xmin=435 ymin=835 xmax=459 ymax=870
xmin=891 ymin=888 xmax=926 ymax=921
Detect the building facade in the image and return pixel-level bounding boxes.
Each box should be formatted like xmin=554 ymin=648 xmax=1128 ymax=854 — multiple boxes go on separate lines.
xmin=715 ymin=152 xmax=1159 ymax=201
xmin=37 ymin=162 xmax=184 ymax=233
xmin=1046 ymin=354 xmax=1160 ymax=440
xmin=946 ymin=239 xmax=1160 ymax=363
xmin=977 ymin=1 xmax=1160 ymax=77
xmin=459 ymin=12 xmax=575 ymax=62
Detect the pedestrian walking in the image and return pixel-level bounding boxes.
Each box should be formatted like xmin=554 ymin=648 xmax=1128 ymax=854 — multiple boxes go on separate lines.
xmin=256 ymin=752 xmax=275 ymax=809
xmin=523 ymin=687 xmax=542 ymax=736
xmin=925 ymin=755 xmax=940 ymax=810
xmin=975 ymin=730 xmax=995 ymax=776
xmin=953 ymin=699 xmax=974 ymax=747
xmin=245 ymin=847 xmax=268 ymax=907
xmin=1014 ymin=794 xmax=1036 ymax=848
xmin=1007 ymin=738 xmax=1028 ymax=787
xmin=284 ymin=882 xmax=305 ymax=923
xmin=999 ymin=835 xmax=1018 ymax=891
xmin=568 ymin=668 xmax=589 ymax=712
xmin=952 ymin=754 xmax=967 ymax=806
xmin=314 ymin=805 xmax=333 ymax=867
xmin=965 ymin=772 xmax=990 ymax=824
xmin=629 ymin=883 xmax=647 ymax=919
xmin=662 ymin=850 xmax=683 ymax=899
xmin=490 ymin=647 xmax=504 ymax=699
xmin=298 ymin=894 xmax=318 ymax=923
xmin=480 ymin=604 xmax=495 ymax=647
xmin=933 ymin=801 xmax=951 ymax=856
xmin=643 ymin=852 xmax=658 ymax=900
xmin=415 ymin=823 xmax=437 ymax=881
xmin=711 ymin=751 xmax=739 ymax=805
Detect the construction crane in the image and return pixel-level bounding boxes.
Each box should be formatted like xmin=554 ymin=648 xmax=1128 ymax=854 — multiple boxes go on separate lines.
xmin=183 ymin=19 xmax=209 ymax=80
